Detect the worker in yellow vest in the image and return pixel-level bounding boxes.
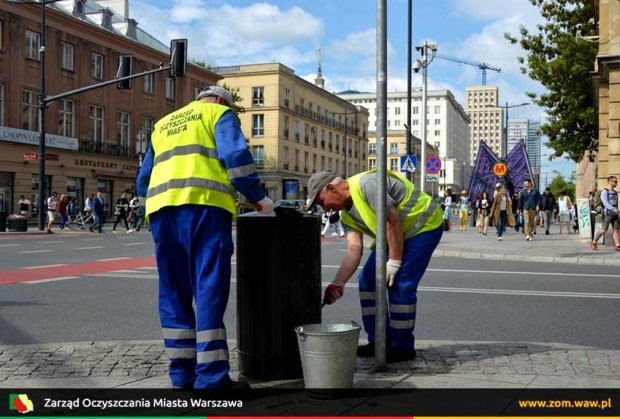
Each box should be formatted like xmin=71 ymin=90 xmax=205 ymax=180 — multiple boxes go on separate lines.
xmin=307 ymin=169 xmax=443 ymax=363
xmin=137 ymin=86 xmax=273 ymax=389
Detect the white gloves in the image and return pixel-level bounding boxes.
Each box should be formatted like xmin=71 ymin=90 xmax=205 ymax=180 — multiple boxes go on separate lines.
xmin=323 ymin=279 xmax=345 ymax=305
xmin=386 ymin=259 xmax=402 ymax=288
xmin=255 ymin=197 xmax=274 ymax=214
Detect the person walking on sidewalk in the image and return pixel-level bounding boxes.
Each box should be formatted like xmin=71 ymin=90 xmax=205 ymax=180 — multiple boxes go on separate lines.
xmin=557 ymin=190 xmax=573 ymax=234
xmin=591 ymin=176 xmax=619 ymax=251
xmin=518 ymin=179 xmax=541 ymax=241
xmin=540 ymin=187 xmax=556 ymax=235
xmin=311 ymin=169 xmax=443 ymax=363
xmin=92 ymin=191 xmax=105 ymax=233
xmin=491 ymin=184 xmax=515 ymax=241
xmin=57 ymin=194 xmax=69 ymax=230
xmin=137 ymin=85 xmax=273 ymax=389
xmin=443 ymin=188 xmax=453 ymax=231
xmin=321 ymin=209 xmax=345 ymax=237
xmin=478 ymin=191 xmax=491 ymax=235
xmin=45 ymin=192 xmax=58 ymax=234
xmin=112 ymin=192 xmax=132 ymax=233
xmin=458 ymin=189 xmax=470 ymax=231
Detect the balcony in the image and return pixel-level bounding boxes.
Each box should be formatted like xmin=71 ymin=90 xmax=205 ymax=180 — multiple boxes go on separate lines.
xmin=78 ymin=140 xmax=138 ymax=159
xmin=283 ymin=163 xmax=289 ymax=170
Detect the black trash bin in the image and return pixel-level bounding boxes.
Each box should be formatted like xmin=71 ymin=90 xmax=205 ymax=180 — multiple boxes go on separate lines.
xmin=236 ymin=209 xmax=322 ymax=380
xmin=0 ymin=212 xmax=6 ymax=232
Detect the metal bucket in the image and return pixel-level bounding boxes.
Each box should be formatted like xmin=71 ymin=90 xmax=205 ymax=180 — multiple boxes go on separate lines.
xmin=295 ymin=322 xmax=361 ymax=388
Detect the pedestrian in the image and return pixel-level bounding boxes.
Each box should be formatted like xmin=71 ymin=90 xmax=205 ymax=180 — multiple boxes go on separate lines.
xmin=57 ymin=194 xmax=69 ymax=230
xmin=443 ymin=188 xmax=453 ymax=231
xmin=112 ymin=192 xmax=132 ymax=233
xmin=458 ymin=189 xmax=470 ymax=230
xmin=84 ymin=193 xmax=94 ymax=215
xmin=137 ymin=85 xmax=273 ymax=389
xmin=478 ymin=191 xmax=491 ymax=235
xmin=17 ymin=195 xmax=31 ymax=218
xmin=517 ymin=179 xmax=541 ymax=241
xmin=540 ymin=187 xmax=556 ymax=235
xmin=490 ymin=184 xmax=515 ymax=241
xmin=321 ymin=209 xmax=345 ymax=237
xmin=588 ymin=187 xmax=597 ymax=241
xmin=591 ymin=175 xmax=619 ymax=251
xmin=557 ymin=190 xmax=572 ymax=234
xmin=128 ymin=194 xmax=141 ymax=230
xmin=474 ymin=192 xmax=483 ymax=233
xmin=46 ymin=192 xmax=58 ymax=234
xmin=310 ymin=169 xmax=443 ymax=363
xmin=92 ymin=191 xmax=105 ymax=233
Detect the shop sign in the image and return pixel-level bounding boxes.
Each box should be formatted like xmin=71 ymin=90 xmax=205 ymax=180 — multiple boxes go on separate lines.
xmin=0 ymin=125 xmax=78 ymax=151
xmin=22 ymin=153 xmax=60 ymax=161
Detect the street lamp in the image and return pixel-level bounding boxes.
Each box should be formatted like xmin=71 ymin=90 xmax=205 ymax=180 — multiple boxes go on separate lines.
xmin=9 ymin=0 xmax=61 ymax=230
xmin=502 ymin=102 xmax=529 ymax=158
xmin=413 ymin=41 xmax=437 ymax=193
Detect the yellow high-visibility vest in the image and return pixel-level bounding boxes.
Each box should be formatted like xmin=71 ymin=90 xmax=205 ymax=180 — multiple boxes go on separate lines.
xmin=341 ymin=170 xmax=443 ymax=240
xmin=145 ymin=101 xmax=237 ymax=218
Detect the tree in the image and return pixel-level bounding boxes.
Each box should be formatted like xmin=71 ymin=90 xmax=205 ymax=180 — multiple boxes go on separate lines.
xmin=548 ymin=170 xmax=576 ymax=201
xmin=505 ymin=0 xmax=598 ymax=162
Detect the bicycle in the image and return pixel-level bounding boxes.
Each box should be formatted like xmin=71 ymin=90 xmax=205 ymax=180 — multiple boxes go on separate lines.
xmin=66 ymin=211 xmax=94 ymax=231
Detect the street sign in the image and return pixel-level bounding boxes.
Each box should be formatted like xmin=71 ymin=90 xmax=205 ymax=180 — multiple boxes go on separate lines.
xmin=426 ymin=174 xmax=439 ymax=182
xmin=22 ymin=153 xmax=38 ymax=161
xmin=425 ymin=155 xmax=442 ymax=174
xmin=400 ymin=155 xmax=417 ymax=173
xmin=493 ymin=162 xmax=508 ymax=177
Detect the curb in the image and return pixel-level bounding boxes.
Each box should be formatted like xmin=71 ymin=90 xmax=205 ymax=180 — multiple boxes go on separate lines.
xmin=433 ymin=248 xmax=620 ymax=266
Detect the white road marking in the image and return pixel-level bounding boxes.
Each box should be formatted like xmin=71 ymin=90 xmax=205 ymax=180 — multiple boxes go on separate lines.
xmin=124 ymin=242 xmax=146 ymax=246
xmin=81 ymin=238 xmax=103 ymax=242
xmin=22 ymin=264 xmax=67 ymax=270
xmin=88 ymin=273 xmax=158 ymax=279
xmin=40 ymin=241 xmax=64 ymax=244
xmin=20 ymin=250 xmax=52 ymax=254
xmin=97 ymin=257 xmax=130 ymax=262
xmin=24 ymin=276 xmax=78 ymax=284
xmin=77 ymin=246 xmax=104 ymax=250
xmin=0 ymin=244 xmax=19 ymax=247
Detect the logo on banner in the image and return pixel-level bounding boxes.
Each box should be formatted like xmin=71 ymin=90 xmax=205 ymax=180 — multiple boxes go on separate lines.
xmin=493 ymin=162 xmax=508 ymax=177
xmin=9 ymin=394 xmax=34 ymax=414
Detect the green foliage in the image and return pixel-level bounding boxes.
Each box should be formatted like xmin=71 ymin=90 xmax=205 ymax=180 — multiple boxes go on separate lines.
xmin=548 ymin=170 xmax=576 ymax=201
xmin=504 ymin=0 xmax=598 ymax=162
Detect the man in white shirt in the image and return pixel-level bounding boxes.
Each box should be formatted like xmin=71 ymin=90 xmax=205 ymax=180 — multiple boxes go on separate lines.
xmin=46 ymin=192 xmax=58 ymax=234
xmin=17 ymin=195 xmax=31 ymax=217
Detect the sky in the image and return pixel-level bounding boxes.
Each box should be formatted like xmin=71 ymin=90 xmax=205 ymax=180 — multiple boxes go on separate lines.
xmin=129 ymin=0 xmax=576 ymax=181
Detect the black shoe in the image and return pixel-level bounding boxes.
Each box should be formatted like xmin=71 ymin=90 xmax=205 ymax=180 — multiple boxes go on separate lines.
xmin=47 ymin=229 xmax=53 ymax=234
xmin=357 ymin=342 xmax=375 ymax=357
xmin=89 ymin=227 xmax=93 ymax=232
xmin=545 ymin=230 xmax=549 ymax=235
xmin=386 ymin=348 xmax=416 ymax=364
xmin=230 ymin=380 xmax=251 ymax=389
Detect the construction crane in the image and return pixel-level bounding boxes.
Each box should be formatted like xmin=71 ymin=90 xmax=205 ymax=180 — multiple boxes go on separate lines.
xmin=434 ymin=54 xmax=501 ymax=85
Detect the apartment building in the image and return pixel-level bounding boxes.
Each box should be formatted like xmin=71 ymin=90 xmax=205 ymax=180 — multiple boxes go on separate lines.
xmin=215 ymin=63 xmax=369 ymax=201
xmin=466 ymin=85 xmax=504 ymax=164
xmin=338 ymin=89 xmax=471 ymax=194
xmin=0 ymin=0 xmax=220 ymax=216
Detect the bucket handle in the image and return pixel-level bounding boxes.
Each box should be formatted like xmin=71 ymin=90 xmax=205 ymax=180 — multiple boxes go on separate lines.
xmin=296 ymin=321 xmax=360 ymax=341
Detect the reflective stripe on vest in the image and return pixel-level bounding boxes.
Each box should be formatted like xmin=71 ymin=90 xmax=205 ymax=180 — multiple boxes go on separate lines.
xmin=146 ymin=101 xmax=237 ymax=217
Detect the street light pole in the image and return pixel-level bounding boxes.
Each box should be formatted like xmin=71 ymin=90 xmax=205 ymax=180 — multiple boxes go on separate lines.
xmin=343 ymin=108 xmax=347 ymax=178
xmin=37 ymin=0 xmax=50 ymax=231
xmin=413 ymin=41 xmax=437 ymax=194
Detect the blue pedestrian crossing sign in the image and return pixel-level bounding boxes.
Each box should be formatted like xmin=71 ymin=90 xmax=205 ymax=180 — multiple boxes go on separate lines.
xmin=400 ymin=155 xmax=417 ymax=173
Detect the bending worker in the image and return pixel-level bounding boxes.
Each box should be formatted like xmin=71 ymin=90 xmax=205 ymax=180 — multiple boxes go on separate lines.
xmin=307 ymin=170 xmax=443 ymax=363
xmin=137 ymin=86 xmax=273 ymax=389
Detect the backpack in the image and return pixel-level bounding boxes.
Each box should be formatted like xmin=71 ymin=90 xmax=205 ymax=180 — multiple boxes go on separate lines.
xmin=328 ymin=210 xmax=340 ymax=223
xmin=593 ymin=189 xmax=607 ymax=214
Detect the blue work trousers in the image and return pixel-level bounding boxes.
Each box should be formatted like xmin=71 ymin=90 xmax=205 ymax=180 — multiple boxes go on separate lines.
xmin=150 ymin=204 xmax=234 ymax=389
xmin=358 ymin=226 xmax=443 ymax=351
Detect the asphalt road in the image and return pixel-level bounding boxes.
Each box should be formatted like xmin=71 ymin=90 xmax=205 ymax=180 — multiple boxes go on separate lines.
xmin=1 ymin=230 xmax=619 ymax=350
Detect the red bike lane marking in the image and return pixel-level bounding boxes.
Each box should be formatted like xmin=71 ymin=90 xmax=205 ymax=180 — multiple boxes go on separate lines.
xmin=0 ymin=256 xmax=156 ymax=285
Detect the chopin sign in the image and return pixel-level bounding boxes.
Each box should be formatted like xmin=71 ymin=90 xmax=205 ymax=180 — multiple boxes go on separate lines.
xmin=0 ymin=125 xmax=79 ymax=151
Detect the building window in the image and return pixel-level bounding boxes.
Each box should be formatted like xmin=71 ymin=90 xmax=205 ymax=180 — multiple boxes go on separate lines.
xmin=143 ymin=71 xmax=154 ymax=94
xmin=165 ymin=78 xmax=175 ymax=100
xmin=252 ymin=114 xmax=264 ymax=137
xmin=283 ymin=146 xmax=289 ymax=169
xmin=90 ymin=105 xmax=104 ymax=151
xmin=304 ymin=152 xmax=309 ymax=173
xmin=22 ymin=90 xmax=38 ymax=131
xmin=283 ymin=116 xmax=289 ymax=139
xmin=251 ymin=145 xmax=264 ymax=165
xmin=368 ymin=143 xmax=377 ymax=154
xmin=369 ymin=158 xmax=376 ymax=169
xmin=390 ymin=142 xmax=398 ymax=154
xmin=395 ymin=107 xmax=401 ymax=115
xmin=294 ymin=149 xmax=300 ymax=170
xmin=295 ymin=120 xmax=300 ymax=143
xmin=252 ymin=86 xmax=264 ymax=106
xmin=25 ymin=30 xmax=40 ymax=60
xmin=0 ymin=20 xmax=3 ymax=50
xmin=412 ymin=106 xmax=419 ymax=114
xmin=283 ymin=88 xmax=290 ymax=108
xmin=117 ymin=111 xmax=130 ymax=149
xmin=143 ymin=116 xmax=154 ymax=147
xmin=434 ymin=105 xmax=441 ymax=114
xmin=60 ymin=42 xmax=74 ymax=71
xmin=0 ymin=84 xmax=4 ymax=126
xmin=390 ymin=158 xmax=398 ymax=171
xmin=58 ymin=99 xmax=75 ymax=137
xmin=91 ymin=52 xmax=104 ymax=79
xmin=434 ymin=130 xmax=441 ymax=136
xmin=434 ymin=118 xmax=441 ymax=125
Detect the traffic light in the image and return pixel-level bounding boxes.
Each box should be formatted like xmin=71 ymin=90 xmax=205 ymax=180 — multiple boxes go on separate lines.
xmin=116 ymin=54 xmax=133 ymax=89
xmin=170 ymin=39 xmax=187 ymax=77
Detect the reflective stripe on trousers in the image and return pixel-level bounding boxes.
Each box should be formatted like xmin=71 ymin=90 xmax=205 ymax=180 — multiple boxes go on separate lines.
xmin=358 ymin=226 xmax=443 ymax=351
xmin=151 ymin=204 xmax=234 ymax=389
